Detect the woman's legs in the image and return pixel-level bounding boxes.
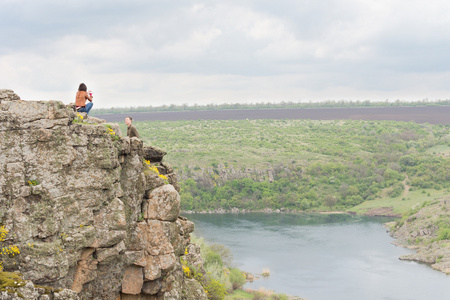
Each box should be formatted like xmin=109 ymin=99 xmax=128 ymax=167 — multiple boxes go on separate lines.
xmin=79 ymin=102 xmax=93 ymax=114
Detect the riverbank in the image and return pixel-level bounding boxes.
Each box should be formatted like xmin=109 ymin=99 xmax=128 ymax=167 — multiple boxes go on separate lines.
xmin=387 ymin=196 xmax=450 ymax=275
xmin=226 ymin=288 xmax=305 ymax=300
xmin=182 ymin=207 xmax=394 ymax=217
xmin=183 ymin=188 xmax=450 ymax=218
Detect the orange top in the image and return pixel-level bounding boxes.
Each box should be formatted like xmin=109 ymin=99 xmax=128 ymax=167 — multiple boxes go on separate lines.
xmin=75 ymin=91 xmax=92 ymax=107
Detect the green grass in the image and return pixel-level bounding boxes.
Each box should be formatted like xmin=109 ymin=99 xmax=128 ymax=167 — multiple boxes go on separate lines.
xmin=426 ymin=145 xmax=450 ymax=155
xmin=0 ymin=272 xmax=25 ymax=296
xmin=132 ymin=119 xmax=433 ymax=169
xmin=225 ymin=289 xmax=254 ymax=299
xmin=350 ymin=189 xmax=449 ymax=215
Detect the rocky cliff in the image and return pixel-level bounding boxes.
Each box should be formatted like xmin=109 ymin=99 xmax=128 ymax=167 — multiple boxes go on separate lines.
xmin=0 ymin=90 xmax=206 ymax=299
xmin=177 ymin=163 xmax=276 ymax=186
xmin=388 ymin=196 xmax=450 ymax=274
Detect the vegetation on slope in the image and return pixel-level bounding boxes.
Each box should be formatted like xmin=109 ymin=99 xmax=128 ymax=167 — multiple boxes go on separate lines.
xmin=123 ymin=119 xmax=450 ymax=213
xmin=388 ymin=196 xmax=450 ymax=274
xmin=184 ymin=235 xmax=246 ymax=300
xmin=186 ymin=235 xmax=291 ymax=300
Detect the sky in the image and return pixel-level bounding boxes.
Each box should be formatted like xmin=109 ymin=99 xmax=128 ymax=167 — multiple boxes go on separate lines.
xmin=1 ymin=0 xmax=450 ymax=108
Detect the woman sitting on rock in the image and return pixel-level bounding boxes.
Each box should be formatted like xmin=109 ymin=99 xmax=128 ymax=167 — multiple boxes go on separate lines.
xmin=75 ymin=83 xmax=93 ymax=114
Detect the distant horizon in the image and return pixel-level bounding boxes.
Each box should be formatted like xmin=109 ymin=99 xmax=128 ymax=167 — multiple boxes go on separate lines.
xmin=92 ymin=104 xmax=450 ymax=125
xmin=91 ymin=98 xmax=450 ymax=112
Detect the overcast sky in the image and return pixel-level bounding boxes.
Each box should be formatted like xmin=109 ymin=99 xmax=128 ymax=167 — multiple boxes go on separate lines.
xmin=1 ymin=0 xmax=450 ymax=108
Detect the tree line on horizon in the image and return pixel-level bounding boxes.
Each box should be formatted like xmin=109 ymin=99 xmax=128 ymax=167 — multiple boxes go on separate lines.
xmin=92 ymin=99 xmax=450 ymax=115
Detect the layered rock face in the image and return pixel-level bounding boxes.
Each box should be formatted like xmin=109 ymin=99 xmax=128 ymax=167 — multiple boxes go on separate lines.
xmin=0 ymin=90 xmax=202 ymax=299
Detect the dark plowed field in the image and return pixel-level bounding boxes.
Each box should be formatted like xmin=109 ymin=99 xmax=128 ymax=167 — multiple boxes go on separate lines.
xmin=93 ymin=106 xmax=450 ymax=124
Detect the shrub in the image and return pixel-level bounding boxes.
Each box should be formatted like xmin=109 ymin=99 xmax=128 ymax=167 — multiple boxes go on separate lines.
xmin=272 ymin=294 xmax=289 ymax=300
xmin=181 ymin=259 xmax=228 ymax=300
xmin=436 ymin=228 xmax=450 ymax=241
xmin=300 ymin=199 xmax=310 ymax=210
xmin=189 ymin=234 xmax=248 ymax=298
xmin=229 ymin=268 xmax=246 ymax=290
xmin=103 ymin=124 xmax=120 ymax=141
xmin=204 ymin=278 xmax=227 ymax=300
xmin=389 ymin=183 xmax=404 ymax=198
xmin=209 ymin=244 xmax=233 ymax=267
xmin=0 ymin=226 xmax=20 ymax=271
xmin=204 ymin=262 xmax=232 ymax=292
xmin=205 ymin=251 xmax=223 ymax=267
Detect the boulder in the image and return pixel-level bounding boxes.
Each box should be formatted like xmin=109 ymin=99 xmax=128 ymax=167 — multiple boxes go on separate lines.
xmin=143 ymin=145 xmax=167 ymax=162
xmin=0 ymin=89 xmax=20 ymax=101
xmin=142 ymin=280 xmax=162 ymax=295
xmin=143 ymin=185 xmax=180 ymax=222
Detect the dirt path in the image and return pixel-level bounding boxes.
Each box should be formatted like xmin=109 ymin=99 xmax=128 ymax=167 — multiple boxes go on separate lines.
xmin=363 ymin=207 xmax=401 ymax=217
xmin=402 ymin=175 xmax=410 ymax=197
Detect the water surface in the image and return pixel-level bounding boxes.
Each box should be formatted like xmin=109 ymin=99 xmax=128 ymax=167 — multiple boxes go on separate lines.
xmin=186 ymin=213 xmax=450 ymax=300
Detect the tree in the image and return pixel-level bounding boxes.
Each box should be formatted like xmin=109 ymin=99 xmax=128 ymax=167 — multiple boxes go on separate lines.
xmin=324 ymin=195 xmax=338 ymax=210
xmin=209 ymin=244 xmax=233 ymax=267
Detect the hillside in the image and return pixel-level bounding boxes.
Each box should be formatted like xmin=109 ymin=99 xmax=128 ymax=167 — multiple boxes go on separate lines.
xmin=126 ymin=119 xmax=450 ymax=214
xmin=388 ymin=196 xmax=450 ymax=274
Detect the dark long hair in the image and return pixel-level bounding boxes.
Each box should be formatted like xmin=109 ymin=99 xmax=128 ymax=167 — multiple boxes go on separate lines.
xmin=78 ymin=83 xmax=87 ymax=92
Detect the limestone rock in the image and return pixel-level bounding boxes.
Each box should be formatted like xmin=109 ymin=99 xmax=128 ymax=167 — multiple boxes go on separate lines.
xmin=159 ymin=253 xmax=176 ymax=271
xmin=0 ymin=273 xmax=79 ymax=300
xmin=71 ymin=248 xmax=98 ymax=293
xmin=144 ymin=171 xmax=165 ymax=194
xmin=184 ymin=243 xmax=204 ymax=271
xmin=183 ymin=278 xmax=208 ymax=300
xmin=132 ymin=220 xmax=174 ymax=255
xmin=162 ymin=257 xmax=209 ymax=300
xmin=142 ymin=256 xmax=162 ymax=281
xmin=0 ymin=89 xmax=20 ymax=101
xmin=53 ymin=289 xmax=80 ymax=300
xmin=97 ymin=241 xmax=127 ymax=263
xmin=142 ymin=280 xmax=162 ymax=295
xmin=122 ymin=267 xmax=144 ymax=295
xmin=143 ymin=145 xmax=167 ymax=163
xmin=143 ymin=185 xmax=180 ymax=222
xmin=0 ymin=93 xmax=200 ymax=299
xmin=120 ymin=294 xmax=163 ymax=300
xmin=17 ymin=281 xmax=39 ymax=299
xmin=166 ymin=173 xmax=180 ymax=192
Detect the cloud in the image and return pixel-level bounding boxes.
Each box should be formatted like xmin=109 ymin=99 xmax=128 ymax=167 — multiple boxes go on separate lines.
xmin=1 ymin=0 xmax=450 ymax=107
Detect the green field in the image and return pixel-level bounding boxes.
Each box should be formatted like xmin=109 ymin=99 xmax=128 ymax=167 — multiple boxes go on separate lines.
xmin=350 ymin=189 xmax=449 ymax=215
xmin=123 ymin=119 xmax=450 ymax=214
xmin=426 ymin=145 xmax=450 ymax=155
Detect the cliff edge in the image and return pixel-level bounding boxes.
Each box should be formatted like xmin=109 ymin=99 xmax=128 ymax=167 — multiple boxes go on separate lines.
xmin=389 ymin=196 xmax=450 ymax=274
xmin=0 ymin=90 xmax=205 ymax=299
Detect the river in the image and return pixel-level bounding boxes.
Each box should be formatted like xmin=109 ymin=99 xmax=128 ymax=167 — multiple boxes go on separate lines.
xmin=185 ymin=212 xmax=450 ymax=300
